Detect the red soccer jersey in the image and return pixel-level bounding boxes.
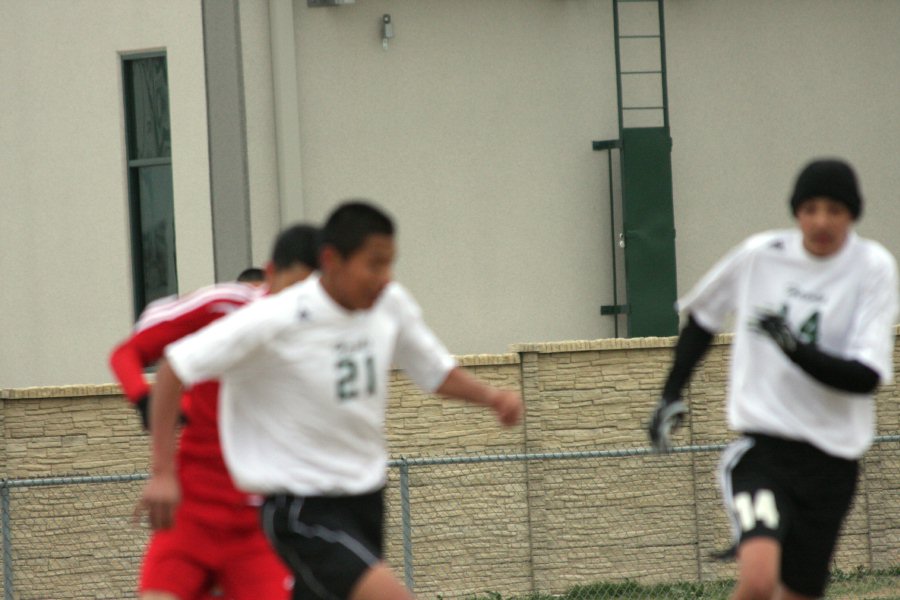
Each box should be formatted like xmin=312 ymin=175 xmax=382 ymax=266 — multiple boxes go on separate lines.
xmin=109 ymin=282 xmax=264 ymax=528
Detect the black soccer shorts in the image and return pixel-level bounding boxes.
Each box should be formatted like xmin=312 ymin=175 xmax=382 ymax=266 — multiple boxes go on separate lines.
xmin=261 ymin=489 xmax=385 ymax=600
xmin=718 ymin=433 xmax=858 ymax=598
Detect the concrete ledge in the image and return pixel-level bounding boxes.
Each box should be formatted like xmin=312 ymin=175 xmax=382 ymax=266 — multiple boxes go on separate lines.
xmin=455 ymin=352 xmax=520 ymax=366
xmin=0 ymin=384 xmax=124 ymax=400
xmin=0 ymin=355 xmax=522 ymax=399
xmin=510 ymin=333 xmax=734 ymax=354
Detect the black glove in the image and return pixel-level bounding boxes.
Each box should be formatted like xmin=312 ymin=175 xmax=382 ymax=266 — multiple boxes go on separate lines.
xmin=754 ymin=311 xmax=798 ymax=354
xmin=648 ymin=397 xmax=687 ymax=453
xmin=135 ymin=394 xmax=150 ymax=430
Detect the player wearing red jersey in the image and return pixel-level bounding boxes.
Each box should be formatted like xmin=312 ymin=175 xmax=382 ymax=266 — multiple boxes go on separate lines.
xmin=110 ymin=224 xmax=319 ymax=600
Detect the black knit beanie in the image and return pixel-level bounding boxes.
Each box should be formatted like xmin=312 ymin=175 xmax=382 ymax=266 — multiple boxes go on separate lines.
xmin=790 ymin=159 xmax=862 ymax=220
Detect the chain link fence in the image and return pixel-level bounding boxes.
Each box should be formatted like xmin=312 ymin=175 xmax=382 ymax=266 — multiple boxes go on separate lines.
xmin=3 ymin=439 xmax=899 ymax=599
xmin=1 ymin=474 xmax=149 ymax=600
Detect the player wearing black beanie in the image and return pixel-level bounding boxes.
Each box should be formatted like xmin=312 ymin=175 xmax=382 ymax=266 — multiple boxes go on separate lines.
xmin=790 ymin=158 xmax=862 ymax=220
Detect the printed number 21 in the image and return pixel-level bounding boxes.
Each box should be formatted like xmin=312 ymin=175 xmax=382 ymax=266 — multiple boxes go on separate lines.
xmin=337 ymin=355 xmax=376 ymax=400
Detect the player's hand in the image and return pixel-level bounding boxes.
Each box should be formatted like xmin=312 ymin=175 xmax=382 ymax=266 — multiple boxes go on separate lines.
xmin=135 ymin=394 xmax=150 ymax=430
xmin=488 ymin=390 xmax=524 ymax=426
xmin=754 ymin=311 xmax=798 ymax=354
xmin=648 ymin=397 xmax=687 ymax=453
xmin=135 ymin=473 xmax=181 ymax=530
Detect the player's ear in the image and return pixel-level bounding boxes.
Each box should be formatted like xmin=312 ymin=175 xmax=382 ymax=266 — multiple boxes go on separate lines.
xmin=319 ymin=244 xmax=341 ymax=271
xmin=263 ymin=261 xmax=276 ymax=285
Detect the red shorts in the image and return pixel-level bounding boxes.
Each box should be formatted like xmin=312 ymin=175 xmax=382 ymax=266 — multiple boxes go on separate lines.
xmin=140 ymin=511 xmax=292 ymax=600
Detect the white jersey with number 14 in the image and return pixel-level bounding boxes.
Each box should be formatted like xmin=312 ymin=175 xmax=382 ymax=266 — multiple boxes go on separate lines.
xmin=679 ymin=229 xmax=898 ymax=459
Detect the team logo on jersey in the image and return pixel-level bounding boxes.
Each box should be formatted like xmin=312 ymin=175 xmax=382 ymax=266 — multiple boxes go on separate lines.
xmin=298 ymin=307 xmax=312 ymax=322
xmin=786 ymin=286 xmax=824 ymax=303
xmin=769 ymin=240 xmax=784 ymax=250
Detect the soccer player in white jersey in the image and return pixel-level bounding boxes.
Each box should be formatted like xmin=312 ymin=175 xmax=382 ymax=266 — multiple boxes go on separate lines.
xmin=647 ymin=159 xmax=898 ymax=600
xmin=139 ymin=200 xmax=524 ymax=600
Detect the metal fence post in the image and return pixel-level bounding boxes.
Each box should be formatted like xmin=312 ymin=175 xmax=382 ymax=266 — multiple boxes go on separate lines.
xmin=399 ymin=458 xmax=414 ymax=592
xmin=1 ymin=480 xmax=13 ymax=600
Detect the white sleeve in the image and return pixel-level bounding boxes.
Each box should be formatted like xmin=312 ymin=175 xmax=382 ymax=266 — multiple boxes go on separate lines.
xmin=389 ymin=285 xmax=457 ymax=393
xmin=846 ymin=248 xmax=899 ymax=382
xmin=165 ymin=294 xmax=285 ymax=386
xmin=677 ymin=237 xmax=755 ymax=332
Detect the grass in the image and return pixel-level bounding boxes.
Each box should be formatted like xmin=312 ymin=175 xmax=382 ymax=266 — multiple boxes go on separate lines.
xmin=457 ymin=580 xmax=734 ymax=600
xmin=453 ymin=567 xmax=900 ymax=600
xmin=827 ymin=566 xmax=900 ymax=600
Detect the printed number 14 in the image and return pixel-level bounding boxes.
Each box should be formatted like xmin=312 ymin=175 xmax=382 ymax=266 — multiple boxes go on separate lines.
xmin=734 ymin=489 xmax=780 ymax=531
xmin=781 ymin=305 xmax=820 ymax=344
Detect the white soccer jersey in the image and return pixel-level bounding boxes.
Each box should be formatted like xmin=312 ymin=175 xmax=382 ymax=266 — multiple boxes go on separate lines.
xmin=165 ymin=274 xmax=457 ymax=496
xmin=679 ymin=229 xmax=898 ymax=459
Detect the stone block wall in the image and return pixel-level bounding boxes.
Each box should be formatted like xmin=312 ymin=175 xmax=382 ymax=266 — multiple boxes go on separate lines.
xmin=2 ymin=335 xmax=898 ymax=599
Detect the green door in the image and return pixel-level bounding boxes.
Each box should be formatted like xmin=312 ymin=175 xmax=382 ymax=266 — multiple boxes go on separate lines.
xmin=621 ymin=127 xmax=678 ymax=337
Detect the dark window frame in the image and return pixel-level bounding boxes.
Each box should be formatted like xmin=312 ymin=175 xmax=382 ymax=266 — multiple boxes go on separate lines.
xmin=122 ymin=52 xmax=177 ymax=317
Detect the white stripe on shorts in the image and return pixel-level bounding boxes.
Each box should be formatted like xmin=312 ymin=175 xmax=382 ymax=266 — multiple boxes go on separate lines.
xmin=263 ymin=498 xmax=338 ymax=600
xmin=286 ymin=505 xmax=379 ymax=568
xmin=263 ymin=496 xmax=380 ymax=600
xmin=717 ymin=436 xmax=756 ymax=543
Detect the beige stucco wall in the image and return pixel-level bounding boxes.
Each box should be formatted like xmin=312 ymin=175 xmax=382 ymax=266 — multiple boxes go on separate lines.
xmin=5 ymin=1 xmax=900 ymax=389
xmin=289 ymin=0 xmax=619 ymax=357
xmin=286 ymin=0 xmax=900 ymax=360
xmin=0 ymin=0 xmax=215 ymax=388
xmin=667 ymin=0 xmax=900 ymax=296
xmin=238 ymin=0 xmax=283 ymax=267
xmin=3 ymin=336 xmax=898 ymax=598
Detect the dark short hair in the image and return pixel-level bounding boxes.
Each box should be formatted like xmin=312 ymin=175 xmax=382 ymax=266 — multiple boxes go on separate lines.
xmin=236 ymin=267 xmax=265 ymax=283
xmin=321 ymin=200 xmax=394 ymax=258
xmin=271 ymin=224 xmax=321 ymax=270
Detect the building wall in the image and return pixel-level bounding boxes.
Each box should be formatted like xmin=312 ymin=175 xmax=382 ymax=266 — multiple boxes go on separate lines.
xmin=284 ymin=0 xmax=900 ymax=359
xmin=238 ymin=1 xmax=283 ymax=267
xmin=288 ymin=0 xmax=619 ymax=356
xmin=666 ymin=0 xmax=900 ymax=294
xmin=3 ymin=0 xmax=899 ymax=388
xmin=0 ymin=0 xmax=214 ymax=388
xmin=3 ymin=336 xmax=898 ymax=597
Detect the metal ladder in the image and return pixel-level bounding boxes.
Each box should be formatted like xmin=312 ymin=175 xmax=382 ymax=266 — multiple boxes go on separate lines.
xmin=596 ymin=0 xmax=678 ymax=338
xmin=613 ymin=0 xmax=670 ymax=131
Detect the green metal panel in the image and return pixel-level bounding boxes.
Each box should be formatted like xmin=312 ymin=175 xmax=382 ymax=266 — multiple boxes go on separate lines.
xmin=621 ymin=127 xmax=678 ymax=337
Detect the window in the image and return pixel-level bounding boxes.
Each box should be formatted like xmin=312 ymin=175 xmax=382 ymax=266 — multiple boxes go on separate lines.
xmin=122 ymin=54 xmax=176 ymax=316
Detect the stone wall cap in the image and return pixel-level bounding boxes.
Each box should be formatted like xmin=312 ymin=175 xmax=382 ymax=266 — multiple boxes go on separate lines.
xmin=510 ymin=333 xmax=734 ymax=354
xmin=6 ymin=325 xmax=895 ymax=396
xmin=454 ymin=352 xmax=520 ymax=366
xmin=1 ymin=384 xmax=123 ymax=400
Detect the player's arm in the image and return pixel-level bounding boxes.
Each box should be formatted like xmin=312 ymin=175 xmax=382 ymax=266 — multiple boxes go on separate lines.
xmin=648 ymin=314 xmax=714 ymax=452
xmin=648 ymin=238 xmax=753 ymax=451
xmin=109 ymin=340 xmax=153 ymax=428
xmin=389 ymin=284 xmax=522 ymax=426
xmin=137 ymin=358 xmax=183 ymax=530
xmin=109 ymin=290 xmax=251 ymax=430
xmin=139 ymin=320 xmax=247 ymax=530
xmin=435 ymin=367 xmax=523 ymax=426
xmin=140 ymin=294 xmax=280 ymax=516
xmin=755 ymin=312 xmax=880 ymax=393
xmin=109 ymin=324 xmax=192 ymax=430
xmin=108 ymin=323 xmax=185 ymax=430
